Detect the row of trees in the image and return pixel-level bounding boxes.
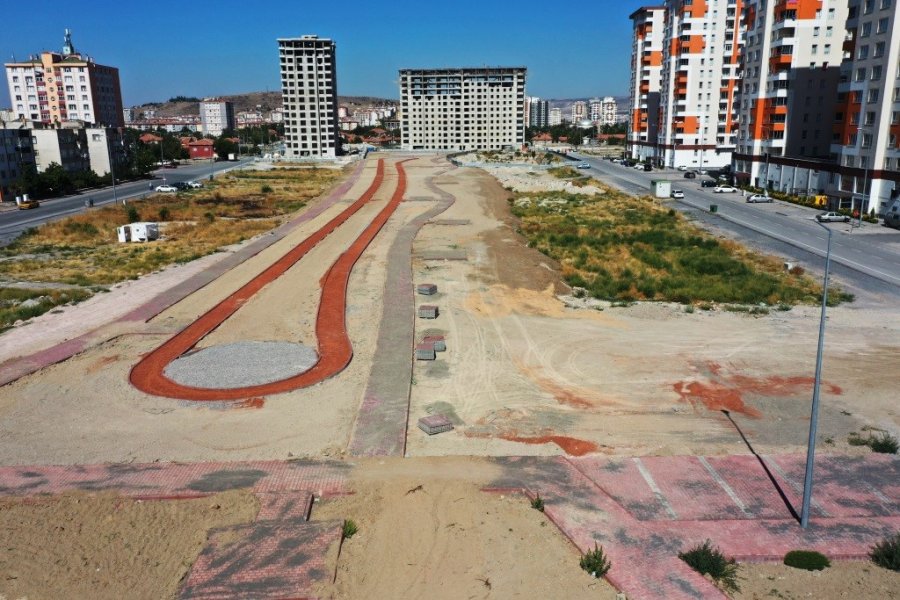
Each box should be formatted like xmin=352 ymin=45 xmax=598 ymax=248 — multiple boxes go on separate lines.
xmin=526 ymin=123 xmax=627 ymax=145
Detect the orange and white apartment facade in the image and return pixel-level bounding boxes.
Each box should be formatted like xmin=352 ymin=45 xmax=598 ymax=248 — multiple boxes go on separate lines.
xmin=628 ymin=6 xmax=665 ymax=163
xmin=4 ymin=30 xmax=123 ymax=128
xmin=629 ymin=0 xmax=744 ymax=169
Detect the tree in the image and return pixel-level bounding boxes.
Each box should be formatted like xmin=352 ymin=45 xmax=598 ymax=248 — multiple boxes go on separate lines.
xmin=214 ymin=137 xmax=238 ymax=159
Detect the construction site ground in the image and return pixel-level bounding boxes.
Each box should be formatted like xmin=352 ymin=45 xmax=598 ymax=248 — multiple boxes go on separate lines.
xmin=0 ymin=154 xmax=897 ymax=599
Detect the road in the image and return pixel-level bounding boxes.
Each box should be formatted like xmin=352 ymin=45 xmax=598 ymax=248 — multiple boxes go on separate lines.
xmin=570 ymin=152 xmax=900 ymax=299
xmin=0 ymin=158 xmax=254 ymax=245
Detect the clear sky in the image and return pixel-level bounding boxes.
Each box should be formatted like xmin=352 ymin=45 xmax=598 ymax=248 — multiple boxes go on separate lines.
xmin=3 ymin=0 xmax=648 ymax=107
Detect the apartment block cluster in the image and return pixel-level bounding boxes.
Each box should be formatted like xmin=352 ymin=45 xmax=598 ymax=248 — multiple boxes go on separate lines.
xmin=123 ymin=101 xmax=282 ymax=135
xmin=628 ymin=0 xmax=900 ymax=214
xmin=1 ymin=30 xmax=126 ymax=202
xmin=525 ymin=97 xmax=621 ymax=128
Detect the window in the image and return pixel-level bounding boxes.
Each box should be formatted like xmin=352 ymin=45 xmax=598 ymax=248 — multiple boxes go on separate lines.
xmin=872 ymin=65 xmax=882 ymax=80
xmin=874 ymin=41 xmax=886 ymax=57
xmin=856 ymin=67 xmax=867 ymax=81
xmin=868 ymin=88 xmax=880 ymax=102
xmin=858 ymin=45 xmax=869 ymax=59
xmin=861 ymin=22 xmax=872 ymax=36
xmin=876 ymin=18 xmax=889 ymax=33
xmin=864 ymin=0 xmax=875 ymax=13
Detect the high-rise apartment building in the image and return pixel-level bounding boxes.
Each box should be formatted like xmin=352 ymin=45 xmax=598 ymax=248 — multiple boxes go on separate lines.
xmin=399 ymin=67 xmax=526 ymax=151
xmin=656 ymin=0 xmax=744 ymax=170
xmin=200 ymin=98 xmax=235 ymax=137
xmin=589 ymin=98 xmax=602 ymax=121
xmin=549 ymin=107 xmax=563 ymax=125
xmin=600 ymin=97 xmax=618 ymax=126
xmin=571 ymin=100 xmax=588 ymax=124
xmin=528 ymin=96 xmax=549 ymax=127
xmin=0 ymin=128 xmax=35 ymax=203
xmin=5 ymin=30 xmax=123 ymax=127
xmin=278 ymin=35 xmax=339 ymax=159
xmin=828 ymin=0 xmax=900 ymax=215
xmin=733 ymin=0 xmax=850 ymax=189
xmin=628 ymin=6 xmax=665 ymax=163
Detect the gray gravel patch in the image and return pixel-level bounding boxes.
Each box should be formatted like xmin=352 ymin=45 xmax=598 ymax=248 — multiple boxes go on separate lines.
xmin=164 ymin=341 xmax=318 ymax=389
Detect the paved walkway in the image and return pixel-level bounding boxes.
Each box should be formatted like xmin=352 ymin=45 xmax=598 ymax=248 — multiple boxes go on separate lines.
xmin=348 ymin=160 xmax=457 ymax=457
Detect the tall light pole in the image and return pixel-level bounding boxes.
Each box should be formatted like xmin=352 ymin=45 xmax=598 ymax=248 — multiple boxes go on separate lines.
xmin=106 ymin=128 xmax=119 ymax=205
xmin=800 ymin=220 xmax=833 ymax=529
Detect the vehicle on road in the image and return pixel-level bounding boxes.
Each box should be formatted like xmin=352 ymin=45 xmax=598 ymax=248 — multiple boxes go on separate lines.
xmin=700 ymin=179 xmax=716 ymax=188
xmin=684 ymin=171 xmax=696 ymax=179
xmin=577 ymin=162 xmax=591 ymax=169
xmin=713 ymin=185 xmax=738 ymax=193
xmin=155 ymin=185 xmax=178 ymax=193
xmin=643 ymin=164 xmax=653 ymax=172
xmin=172 ymin=182 xmax=189 ymax=191
xmin=746 ymin=194 xmax=773 ymax=203
xmin=677 ymin=165 xmax=688 ymax=171
xmin=671 ymin=189 xmax=685 ymax=199
xmin=186 ymin=181 xmax=203 ymax=189
xmin=17 ymin=197 xmax=40 ymax=210
xmin=816 ymin=211 xmax=850 ymax=223
xmin=633 ymin=163 xmax=645 ymax=170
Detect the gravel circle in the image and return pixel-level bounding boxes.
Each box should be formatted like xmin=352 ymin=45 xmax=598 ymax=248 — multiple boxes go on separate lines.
xmin=164 ymin=341 xmax=318 ymax=389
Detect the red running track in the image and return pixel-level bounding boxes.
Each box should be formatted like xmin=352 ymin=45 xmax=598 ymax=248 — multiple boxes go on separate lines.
xmin=130 ymin=158 xmax=409 ymax=400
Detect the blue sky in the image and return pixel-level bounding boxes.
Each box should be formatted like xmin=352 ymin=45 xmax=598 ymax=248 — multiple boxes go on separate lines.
xmin=3 ymin=0 xmax=648 ymax=107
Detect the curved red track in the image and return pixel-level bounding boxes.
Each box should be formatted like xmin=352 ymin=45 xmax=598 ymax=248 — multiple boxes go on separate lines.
xmin=129 ymin=158 xmax=409 ymax=400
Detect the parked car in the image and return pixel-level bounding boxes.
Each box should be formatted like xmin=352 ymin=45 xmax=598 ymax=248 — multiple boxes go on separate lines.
xmin=643 ymin=164 xmax=653 ymax=172
xmin=677 ymin=165 xmax=688 ymax=171
xmin=671 ymin=189 xmax=685 ymax=199
xmin=816 ymin=211 xmax=850 ymax=223
xmin=172 ymin=182 xmax=189 ymax=190
xmin=577 ymin=162 xmax=591 ymax=169
xmin=684 ymin=171 xmax=697 ymax=179
xmin=155 ymin=185 xmax=178 ymax=193
xmin=633 ymin=162 xmax=645 ymax=170
xmin=700 ymin=179 xmax=716 ymax=187
xmin=713 ymin=185 xmax=738 ymax=193
xmin=186 ymin=181 xmax=203 ymax=189
xmin=746 ymin=194 xmax=773 ymax=203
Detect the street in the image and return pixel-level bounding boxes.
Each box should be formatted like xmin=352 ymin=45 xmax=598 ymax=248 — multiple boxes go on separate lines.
xmin=0 ymin=158 xmax=253 ymax=245
xmin=570 ymin=152 xmax=900 ymax=299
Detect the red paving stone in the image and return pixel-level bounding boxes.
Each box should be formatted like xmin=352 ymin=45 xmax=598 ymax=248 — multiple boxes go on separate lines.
xmin=130 ymin=158 xmax=413 ymax=400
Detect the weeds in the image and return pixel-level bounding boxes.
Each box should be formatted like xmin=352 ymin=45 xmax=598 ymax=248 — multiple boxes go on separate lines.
xmin=679 ymin=540 xmax=741 ymax=593
xmin=579 ymin=543 xmax=611 ymax=578
xmin=530 ymin=494 xmax=544 ymax=512
xmin=848 ymin=431 xmax=899 ymax=454
xmin=870 ymin=533 xmax=900 ymax=571
xmin=783 ymin=550 xmax=830 ymax=571
xmin=342 ymin=519 xmax=358 ymax=539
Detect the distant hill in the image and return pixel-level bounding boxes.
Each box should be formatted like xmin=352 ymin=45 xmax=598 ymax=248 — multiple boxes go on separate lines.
xmin=132 ymin=92 xmax=396 ymax=117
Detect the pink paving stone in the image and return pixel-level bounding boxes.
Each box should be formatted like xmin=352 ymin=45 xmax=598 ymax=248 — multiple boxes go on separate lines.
xmin=255 ymin=491 xmax=314 ymax=521
xmin=570 ymin=457 xmax=671 ymax=521
xmin=640 ymin=455 xmax=749 ymax=520
xmin=703 ymin=455 xmax=801 ymax=519
xmin=179 ymin=519 xmax=342 ymax=600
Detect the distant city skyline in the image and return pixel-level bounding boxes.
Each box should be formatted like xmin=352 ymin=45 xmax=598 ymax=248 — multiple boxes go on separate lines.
xmin=1 ymin=0 xmax=646 ymax=108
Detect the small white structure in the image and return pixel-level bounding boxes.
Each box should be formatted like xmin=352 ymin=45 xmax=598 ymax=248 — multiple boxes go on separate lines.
xmin=117 ymin=222 xmax=159 ymax=243
xmin=651 ymin=180 xmax=672 ymax=199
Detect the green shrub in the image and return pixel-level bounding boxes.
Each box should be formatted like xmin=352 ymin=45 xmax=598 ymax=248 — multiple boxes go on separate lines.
xmin=679 ymin=540 xmax=740 ymax=593
xmin=530 ymin=494 xmax=544 ymax=512
xmin=783 ymin=550 xmax=830 ymax=571
xmin=579 ymin=543 xmax=611 ymax=578
xmin=342 ymin=519 xmax=358 ymax=539
xmin=261 ymin=184 xmax=274 ymax=193
xmin=158 ymin=207 xmax=171 ymax=221
xmin=870 ymin=533 xmax=900 ymax=571
xmin=869 ymin=432 xmax=899 ymax=454
xmin=125 ymin=204 xmax=140 ymax=223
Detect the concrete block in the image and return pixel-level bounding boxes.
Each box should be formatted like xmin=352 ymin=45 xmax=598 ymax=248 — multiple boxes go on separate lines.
xmin=415 ymin=343 xmax=436 ymax=361
xmin=417 ymin=283 xmax=438 ymax=295
xmin=418 ymin=305 xmax=439 ymax=319
xmin=423 ymin=335 xmax=446 ymax=352
xmin=418 ymin=414 xmax=454 ymax=435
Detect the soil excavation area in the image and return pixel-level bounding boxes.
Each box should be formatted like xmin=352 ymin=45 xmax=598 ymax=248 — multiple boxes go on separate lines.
xmin=0 ymin=154 xmax=897 ymax=598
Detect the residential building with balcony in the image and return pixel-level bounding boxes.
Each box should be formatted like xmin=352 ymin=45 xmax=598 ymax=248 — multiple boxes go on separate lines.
xmin=628 ymin=6 xmax=665 ymax=163
xmin=733 ymin=0 xmax=850 ymax=192
xmin=399 ymin=67 xmax=526 ymax=151
xmin=528 ymin=96 xmax=549 ymax=127
xmin=549 ymin=107 xmax=563 ymax=126
xmin=200 ymin=98 xmax=235 ymax=137
xmin=571 ymin=100 xmax=587 ymax=123
xmin=828 ymin=0 xmax=899 ymax=215
xmin=600 ymin=96 xmax=618 ymax=126
xmin=278 ymin=35 xmax=339 ymax=159
xmin=4 ymin=29 xmax=123 ymax=127
xmin=0 ymin=128 xmax=35 ymax=203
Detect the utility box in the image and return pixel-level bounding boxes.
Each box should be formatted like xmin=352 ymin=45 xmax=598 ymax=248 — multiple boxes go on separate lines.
xmin=117 ymin=222 xmax=159 ymax=243
xmin=651 ymin=180 xmax=672 ymax=199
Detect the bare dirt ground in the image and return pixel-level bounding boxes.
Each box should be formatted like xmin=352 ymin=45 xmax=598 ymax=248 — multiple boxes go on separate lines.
xmin=736 ymin=561 xmax=900 ymax=599
xmin=0 ymin=155 xmax=897 ymax=598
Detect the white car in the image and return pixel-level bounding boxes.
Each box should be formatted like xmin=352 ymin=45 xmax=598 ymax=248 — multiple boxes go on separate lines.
xmin=713 ymin=185 xmax=737 ymax=193
xmin=671 ymin=189 xmax=685 ymax=199
xmin=186 ymin=181 xmax=203 ymax=189
xmin=577 ymin=162 xmax=591 ymax=169
xmin=746 ymin=194 xmax=773 ymax=203
xmin=677 ymin=165 xmax=688 ymax=171
xmin=816 ymin=211 xmax=850 ymax=223
xmin=155 ymin=185 xmax=178 ymax=193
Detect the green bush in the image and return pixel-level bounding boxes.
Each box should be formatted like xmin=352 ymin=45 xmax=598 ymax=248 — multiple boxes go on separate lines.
xmin=870 ymin=533 xmax=900 ymax=571
xmin=342 ymin=519 xmax=358 ymax=539
xmin=261 ymin=184 xmax=274 ymax=194
xmin=784 ymin=550 xmax=830 ymax=571
xmin=679 ymin=540 xmax=740 ymax=593
xmin=158 ymin=207 xmax=171 ymax=221
xmin=530 ymin=494 xmax=544 ymax=512
xmin=579 ymin=543 xmax=611 ymax=578
xmin=125 ymin=204 xmax=140 ymax=223
xmin=870 ymin=432 xmax=899 ymax=454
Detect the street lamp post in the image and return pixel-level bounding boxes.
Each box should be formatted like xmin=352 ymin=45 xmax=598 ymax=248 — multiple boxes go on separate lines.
xmin=800 ymin=220 xmax=834 ymax=529
xmin=107 ymin=130 xmax=119 ymax=205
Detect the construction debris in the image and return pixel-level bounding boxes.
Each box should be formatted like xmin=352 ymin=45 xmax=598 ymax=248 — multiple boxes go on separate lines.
xmin=417 ymin=283 xmax=438 ymax=295
xmin=423 ymin=335 xmax=446 ymax=352
xmin=418 ymin=414 xmax=454 ymax=435
xmin=418 ymin=305 xmax=439 ymax=319
xmin=415 ymin=343 xmax=436 ymax=361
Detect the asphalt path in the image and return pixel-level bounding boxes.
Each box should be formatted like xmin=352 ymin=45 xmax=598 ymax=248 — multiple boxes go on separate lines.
xmin=0 ymin=158 xmax=254 ymax=245
xmin=569 ymin=152 xmax=900 ymax=299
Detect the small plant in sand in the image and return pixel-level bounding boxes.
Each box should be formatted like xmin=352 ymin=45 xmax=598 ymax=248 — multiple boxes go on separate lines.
xmin=783 ymin=550 xmax=830 ymax=571
xmin=869 ymin=432 xmax=899 ymax=454
xmin=530 ymin=494 xmax=544 ymax=512
xmin=679 ymin=540 xmax=740 ymax=593
xmin=342 ymin=519 xmax=358 ymax=539
xmin=870 ymin=533 xmax=900 ymax=571
xmin=579 ymin=543 xmax=611 ymax=578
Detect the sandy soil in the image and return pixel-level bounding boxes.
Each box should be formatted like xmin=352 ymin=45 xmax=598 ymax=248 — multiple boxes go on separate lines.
xmin=0 ymin=155 xmax=897 ymax=599
xmin=0 ymin=489 xmax=258 ymax=600
xmin=735 ymin=560 xmax=900 ymax=599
